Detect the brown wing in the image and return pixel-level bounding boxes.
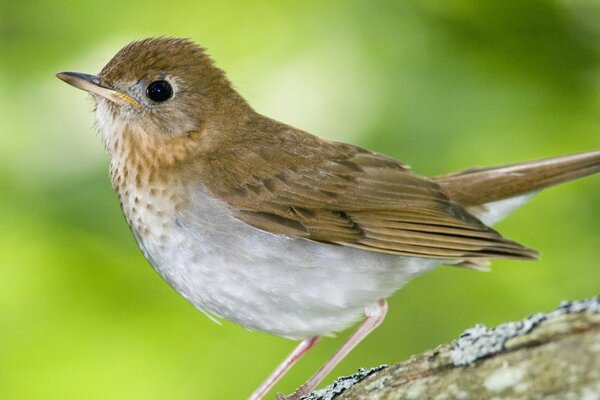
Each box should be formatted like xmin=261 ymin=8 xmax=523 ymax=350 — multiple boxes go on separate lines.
xmin=196 ymin=123 xmax=537 ymax=260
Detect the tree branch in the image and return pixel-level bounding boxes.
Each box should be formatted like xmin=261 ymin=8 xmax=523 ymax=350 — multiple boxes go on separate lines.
xmin=306 ymin=297 xmax=600 ymax=400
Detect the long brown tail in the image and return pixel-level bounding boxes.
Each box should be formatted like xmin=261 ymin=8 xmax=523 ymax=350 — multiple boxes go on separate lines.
xmin=435 ymin=150 xmax=600 ymax=207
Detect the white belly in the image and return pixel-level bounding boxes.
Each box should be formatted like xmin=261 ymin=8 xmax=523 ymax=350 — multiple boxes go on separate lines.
xmin=133 ymin=187 xmax=440 ymax=339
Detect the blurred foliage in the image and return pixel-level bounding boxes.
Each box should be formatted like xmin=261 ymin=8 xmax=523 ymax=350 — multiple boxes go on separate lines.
xmin=1 ymin=1 xmax=600 ymax=399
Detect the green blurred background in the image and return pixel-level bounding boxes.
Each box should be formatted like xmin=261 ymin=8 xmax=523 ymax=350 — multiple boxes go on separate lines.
xmin=1 ymin=1 xmax=600 ymax=399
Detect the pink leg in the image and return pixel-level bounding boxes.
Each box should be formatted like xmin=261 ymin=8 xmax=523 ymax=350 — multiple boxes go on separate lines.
xmin=249 ymin=336 xmax=321 ymax=400
xmin=279 ymin=299 xmax=388 ymax=400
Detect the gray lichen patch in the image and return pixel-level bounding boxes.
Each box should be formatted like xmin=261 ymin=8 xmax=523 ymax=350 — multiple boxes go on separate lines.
xmin=308 ymin=296 xmax=600 ymax=400
xmin=450 ymin=296 xmax=600 ymax=366
xmin=304 ymin=365 xmax=387 ymax=400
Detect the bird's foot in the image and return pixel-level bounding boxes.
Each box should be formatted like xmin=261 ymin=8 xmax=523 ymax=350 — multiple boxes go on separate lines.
xmin=276 ymin=384 xmax=311 ymax=400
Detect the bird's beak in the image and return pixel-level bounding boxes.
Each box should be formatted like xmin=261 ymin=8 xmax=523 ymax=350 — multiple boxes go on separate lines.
xmin=56 ymin=71 xmax=141 ymax=109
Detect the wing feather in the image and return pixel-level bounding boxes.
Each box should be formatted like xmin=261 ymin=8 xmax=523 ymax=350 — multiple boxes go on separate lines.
xmin=196 ymin=125 xmax=537 ymax=260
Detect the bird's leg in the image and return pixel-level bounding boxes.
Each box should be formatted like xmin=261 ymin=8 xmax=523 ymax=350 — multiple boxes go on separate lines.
xmin=278 ymin=299 xmax=388 ymax=400
xmin=249 ymin=336 xmax=321 ymax=400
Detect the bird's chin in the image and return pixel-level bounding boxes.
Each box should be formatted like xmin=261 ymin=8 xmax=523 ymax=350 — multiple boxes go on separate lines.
xmin=94 ymin=98 xmax=134 ymax=148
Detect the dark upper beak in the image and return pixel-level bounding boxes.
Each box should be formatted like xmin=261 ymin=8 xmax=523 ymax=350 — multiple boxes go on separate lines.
xmin=56 ymin=71 xmax=141 ymax=109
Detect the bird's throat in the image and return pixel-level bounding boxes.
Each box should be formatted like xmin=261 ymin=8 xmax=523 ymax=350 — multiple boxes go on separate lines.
xmin=106 ymin=123 xmax=192 ymax=241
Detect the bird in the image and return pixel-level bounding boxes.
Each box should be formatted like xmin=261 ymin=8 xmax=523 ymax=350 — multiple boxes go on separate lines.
xmin=56 ymin=37 xmax=600 ymax=400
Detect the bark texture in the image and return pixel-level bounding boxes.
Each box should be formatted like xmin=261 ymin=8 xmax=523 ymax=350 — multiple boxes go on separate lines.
xmin=306 ymin=297 xmax=600 ymax=400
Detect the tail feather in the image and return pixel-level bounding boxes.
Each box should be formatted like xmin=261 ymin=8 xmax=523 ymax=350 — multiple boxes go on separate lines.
xmin=435 ymin=150 xmax=600 ymax=207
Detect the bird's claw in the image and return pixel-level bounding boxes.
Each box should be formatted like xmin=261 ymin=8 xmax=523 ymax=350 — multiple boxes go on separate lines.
xmin=276 ymin=387 xmax=309 ymax=400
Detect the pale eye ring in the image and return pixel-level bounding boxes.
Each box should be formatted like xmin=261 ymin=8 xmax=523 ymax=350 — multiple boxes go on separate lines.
xmin=146 ymin=80 xmax=173 ymax=102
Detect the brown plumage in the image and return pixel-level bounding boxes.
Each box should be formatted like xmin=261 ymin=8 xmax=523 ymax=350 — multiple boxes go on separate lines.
xmin=435 ymin=151 xmax=600 ymax=205
xmin=70 ymin=38 xmax=600 ymax=263
xmin=56 ymin=37 xmax=600 ymax=400
xmin=190 ymin=117 xmax=542 ymax=260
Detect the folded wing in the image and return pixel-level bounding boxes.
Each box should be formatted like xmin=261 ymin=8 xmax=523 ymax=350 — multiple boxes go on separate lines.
xmin=199 ymin=127 xmax=537 ymax=261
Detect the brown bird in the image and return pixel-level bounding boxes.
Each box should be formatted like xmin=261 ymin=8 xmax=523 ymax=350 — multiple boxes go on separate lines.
xmin=57 ymin=37 xmax=600 ymax=400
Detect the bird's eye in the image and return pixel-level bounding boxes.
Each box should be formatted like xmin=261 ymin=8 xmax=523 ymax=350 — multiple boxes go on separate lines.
xmin=146 ymin=80 xmax=173 ymax=102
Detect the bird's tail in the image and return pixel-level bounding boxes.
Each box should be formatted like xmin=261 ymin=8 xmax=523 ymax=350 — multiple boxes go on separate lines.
xmin=435 ymin=150 xmax=600 ymax=207
xmin=434 ymin=150 xmax=600 ymax=227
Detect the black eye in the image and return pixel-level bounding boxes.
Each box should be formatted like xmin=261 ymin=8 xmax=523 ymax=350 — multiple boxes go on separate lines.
xmin=146 ymin=80 xmax=173 ymax=102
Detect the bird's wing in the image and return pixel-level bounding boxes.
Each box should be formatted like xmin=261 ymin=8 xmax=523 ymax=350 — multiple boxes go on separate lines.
xmin=198 ymin=128 xmax=537 ymax=261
